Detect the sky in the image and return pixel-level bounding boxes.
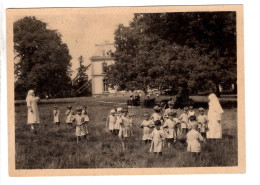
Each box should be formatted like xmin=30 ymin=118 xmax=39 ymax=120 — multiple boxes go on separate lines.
xmin=13 ymin=11 xmax=134 ymax=78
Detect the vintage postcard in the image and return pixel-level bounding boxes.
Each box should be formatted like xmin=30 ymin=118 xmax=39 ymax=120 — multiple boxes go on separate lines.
xmin=6 ymin=5 xmax=245 ymax=176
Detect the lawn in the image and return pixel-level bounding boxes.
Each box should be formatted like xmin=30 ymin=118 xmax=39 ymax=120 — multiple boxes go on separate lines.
xmin=15 ymin=95 xmax=237 ymax=169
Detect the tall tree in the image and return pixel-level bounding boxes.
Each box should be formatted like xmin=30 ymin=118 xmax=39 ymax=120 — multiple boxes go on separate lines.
xmin=14 ymin=16 xmax=72 ymax=98
xmin=107 ymin=12 xmax=236 ymax=103
xmin=72 ymin=56 xmax=91 ymax=96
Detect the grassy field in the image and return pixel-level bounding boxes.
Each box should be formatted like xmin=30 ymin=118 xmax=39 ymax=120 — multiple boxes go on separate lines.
xmin=15 ymin=95 xmax=237 ymax=169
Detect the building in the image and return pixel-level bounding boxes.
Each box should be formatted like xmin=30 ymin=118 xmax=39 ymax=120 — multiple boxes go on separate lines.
xmin=90 ymin=42 xmax=117 ymax=95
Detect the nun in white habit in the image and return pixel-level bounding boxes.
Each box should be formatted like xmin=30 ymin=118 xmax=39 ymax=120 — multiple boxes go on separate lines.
xmin=206 ymin=93 xmax=224 ymax=139
xmin=26 ymin=90 xmax=40 ymax=129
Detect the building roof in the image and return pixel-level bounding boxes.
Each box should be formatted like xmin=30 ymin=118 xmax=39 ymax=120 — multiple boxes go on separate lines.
xmin=91 ymin=41 xmax=115 ymax=58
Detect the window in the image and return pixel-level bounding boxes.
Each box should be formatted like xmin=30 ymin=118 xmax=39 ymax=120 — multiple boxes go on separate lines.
xmin=102 ymin=62 xmax=107 ymax=73
xmin=103 ymin=79 xmax=108 ymax=92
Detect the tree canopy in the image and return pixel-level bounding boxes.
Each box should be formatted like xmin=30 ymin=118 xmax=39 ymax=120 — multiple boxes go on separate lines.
xmin=72 ymin=56 xmax=91 ymax=96
xmin=107 ymin=12 xmax=237 ymax=96
xmin=14 ymin=16 xmax=72 ymax=99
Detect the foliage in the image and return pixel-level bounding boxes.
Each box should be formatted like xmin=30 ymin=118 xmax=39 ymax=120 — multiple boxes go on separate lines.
xmin=72 ymin=56 xmax=91 ymax=97
xmin=107 ymin=12 xmax=237 ymax=99
xmin=14 ymin=16 xmax=72 ymax=99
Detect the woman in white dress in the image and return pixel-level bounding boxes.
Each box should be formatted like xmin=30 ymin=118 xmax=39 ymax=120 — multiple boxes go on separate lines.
xmin=26 ymin=90 xmax=40 ymax=130
xmin=206 ymin=93 xmax=224 ymax=139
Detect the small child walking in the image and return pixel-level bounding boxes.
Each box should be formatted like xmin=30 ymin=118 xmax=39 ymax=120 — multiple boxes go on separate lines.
xmin=53 ymin=105 xmax=60 ymax=127
xmin=128 ymin=113 xmax=135 ymax=136
xmin=114 ymin=107 xmax=123 ymax=136
xmin=140 ymin=112 xmax=154 ymax=144
xmin=197 ymin=107 xmax=208 ymax=138
xmin=82 ymin=106 xmax=90 ymax=136
xmin=178 ymin=106 xmax=189 ymax=140
xmin=73 ymin=107 xmax=86 ymax=143
xmin=186 ymin=115 xmax=204 ymax=160
xmin=162 ymin=112 xmax=177 ymax=147
xmin=106 ymin=109 xmax=117 ymax=134
xmin=65 ymin=105 xmax=73 ymax=127
xmin=150 ymin=120 xmax=165 ymax=156
xmin=119 ymin=109 xmax=131 ymax=151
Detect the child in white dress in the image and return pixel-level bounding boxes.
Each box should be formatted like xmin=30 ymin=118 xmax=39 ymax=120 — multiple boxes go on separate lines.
xmin=106 ymin=109 xmax=117 ymax=134
xmin=150 ymin=120 xmax=165 ymax=155
xmin=163 ymin=101 xmax=175 ymax=119
xmin=65 ymin=105 xmax=73 ymax=127
xmin=178 ymin=106 xmax=189 ymax=140
xmin=140 ymin=112 xmax=154 ymax=144
xmin=128 ymin=113 xmax=135 ymax=136
xmin=73 ymin=107 xmax=86 ymax=143
xmin=188 ymin=106 xmax=196 ymax=118
xmin=186 ymin=116 xmax=204 ymax=158
xmin=162 ymin=112 xmax=177 ymax=147
xmin=197 ymin=107 xmax=208 ymax=138
xmin=114 ymin=107 xmax=123 ymax=135
xmin=119 ymin=109 xmax=131 ymax=151
xmin=82 ymin=106 xmax=90 ymax=135
xmin=53 ymin=105 xmax=60 ymax=127
xmin=151 ymin=106 xmax=163 ymax=123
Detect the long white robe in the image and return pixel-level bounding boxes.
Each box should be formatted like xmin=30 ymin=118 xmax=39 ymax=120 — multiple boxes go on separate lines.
xmin=26 ymin=92 xmax=40 ymax=124
xmin=206 ymin=93 xmax=224 ymax=139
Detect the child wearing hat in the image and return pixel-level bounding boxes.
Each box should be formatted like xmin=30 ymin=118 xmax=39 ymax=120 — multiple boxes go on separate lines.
xmin=178 ymin=106 xmax=189 ymax=140
xmin=73 ymin=106 xmax=86 ymax=143
xmin=140 ymin=112 xmax=154 ymax=144
xmin=65 ymin=105 xmax=73 ymax=127
xmin=114 ymin=107 xmax=123 ymax=135
xmin=82 ymin=106 xmax=90 ymax=135
xmin=119 ymin=108 xmax=131 ymax=151
xmin=162 ymin=112 xmax=178 ymax=147
xmin=186 ymin=115 xmax=204 ymax=158
xmin=106 ymin=109 xmax=117 ymax=134
xmin=188 ymin=106 xmax=196 ymax=119
xmin=53 ymin=105 xmax=60 ymax=127
xmin=150 ymin=120 xmax=165 ymax=155
xmin=197 ymin=107 xmax=208 ymax=138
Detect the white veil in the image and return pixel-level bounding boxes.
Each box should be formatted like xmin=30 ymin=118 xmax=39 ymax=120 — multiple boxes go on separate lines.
xmin=208 ymin=93 xmax=224 ymax=114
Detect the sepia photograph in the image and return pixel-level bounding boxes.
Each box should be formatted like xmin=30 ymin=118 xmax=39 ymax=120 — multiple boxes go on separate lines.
xmin=6 ymin=5 xmax=245 ymax=176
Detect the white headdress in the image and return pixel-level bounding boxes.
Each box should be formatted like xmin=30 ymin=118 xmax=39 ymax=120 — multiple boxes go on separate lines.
xmin=26 ymin=90 xmax=34 ymax=102
xmin=208 ymin=93 xmax=224 ymax=114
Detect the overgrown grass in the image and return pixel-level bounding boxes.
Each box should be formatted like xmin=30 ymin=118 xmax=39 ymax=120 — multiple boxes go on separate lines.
xmin=15 ymin=96 xmax=237 ymax=169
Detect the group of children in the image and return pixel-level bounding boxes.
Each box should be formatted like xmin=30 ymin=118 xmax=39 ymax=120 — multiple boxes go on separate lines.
xmin=106 ymin=101 xmax=208 ymax=156
xmin=53 ymin=105 xmax=90 ymax=143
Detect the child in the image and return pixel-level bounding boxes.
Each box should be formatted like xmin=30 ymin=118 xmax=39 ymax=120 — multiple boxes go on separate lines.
xmin=186 ymin=115 xmax=204 ymax=159
xmin=140 ymin=112 xmax=154 ymax=144
xmin=128 ymin=113 xmax=135 ymax=136
xmin=178 ymin=106 xmax=189 ymax=140
xmin=82 ymin=106 xmax=90 ymax=135
xmin=53 ymin=105 xmax=60 ymax=127
xmin=118 ymin=108 xmax=131 ymax=151
xmin=65 ymin=105 xmax=73 ymax=127
xmin=151 ymin=106 xmax=163 ymax=123
xmin=163 ymin=101 xmax=175 ymax=119
xmin=197 ymin=107 xmax=208 ymax=138
xmin=114 ymin=107 xmax=123 ymax=135
xmin=73 ymin=107 xmax=86 ymax=143
xmin=150 ymin=120 xmax=165 ymax=155
xmin=188 ymin=106 xmax=196 ymax=118
xmin=162 ymin=112 xmax=177 ymax=147
xmin=106 ymin=109 xmax=117 ymax=134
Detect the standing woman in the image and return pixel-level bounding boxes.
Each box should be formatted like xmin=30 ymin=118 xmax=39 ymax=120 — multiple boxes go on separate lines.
xmin=206 ymin=93 xmax=224 ymax=140
xmin=26 ymin=90 xmax=40 ymax=130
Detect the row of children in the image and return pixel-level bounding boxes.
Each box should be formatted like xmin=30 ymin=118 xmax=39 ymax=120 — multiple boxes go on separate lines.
xmin=53 ymin=105 xmax=90 ymax=143
xmin=106 ymin=101 xmax=208 ymax=155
